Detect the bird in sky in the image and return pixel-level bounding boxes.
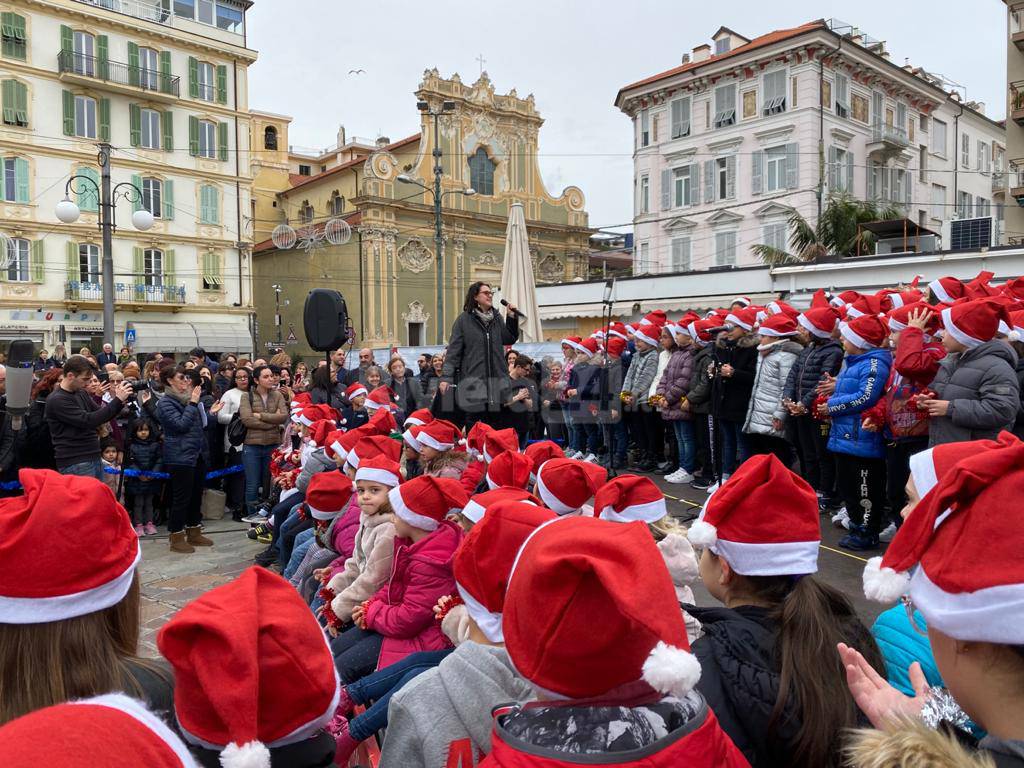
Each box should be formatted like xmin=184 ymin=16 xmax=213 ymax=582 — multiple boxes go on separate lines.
xmin=348 ymin=69 xmax=366 ymax=75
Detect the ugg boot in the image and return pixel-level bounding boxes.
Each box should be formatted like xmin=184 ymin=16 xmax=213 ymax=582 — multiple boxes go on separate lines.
xmin=185 ymin=526 xmax=214 ymax=547
xmin=169 ymin=531 xmax=194 ymax=554
xmin=330 ymin=715 xmax=362 ymax=766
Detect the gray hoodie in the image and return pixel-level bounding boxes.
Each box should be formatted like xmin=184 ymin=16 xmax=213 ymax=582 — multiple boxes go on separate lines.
xmin=380 ymin=642 xmax=533 ymax=768
xmin=929 ymin=340 xmax=1019 ymax=446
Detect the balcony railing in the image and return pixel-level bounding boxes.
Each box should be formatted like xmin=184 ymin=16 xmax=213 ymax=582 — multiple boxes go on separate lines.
xmin=73 ymin=0 xmax=171 ymax=25
xmin=870 ymin=122 xmax=910 ymax=147
xmin=993 ymin=170 xmax=1007 ymax=194
xmin=58 ymin=50 xmax=180 ymax=98
xmin=65 ymin=280 xmax=187 ymax=305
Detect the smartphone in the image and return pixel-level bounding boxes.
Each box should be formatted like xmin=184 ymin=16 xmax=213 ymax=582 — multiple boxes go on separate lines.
xmin=97 ymin=371 xmax=110 ymax=383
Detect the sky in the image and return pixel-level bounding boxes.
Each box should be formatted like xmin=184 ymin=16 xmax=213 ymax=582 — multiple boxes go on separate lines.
xmin=247 ymin=1 xmax=1006 ymax=234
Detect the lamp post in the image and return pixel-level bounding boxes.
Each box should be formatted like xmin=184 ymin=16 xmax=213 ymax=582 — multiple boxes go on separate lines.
xmin=271 ymin=283 xmax=283 ymax=345
xmin=55 ymin=143 xmax=153 ymax=348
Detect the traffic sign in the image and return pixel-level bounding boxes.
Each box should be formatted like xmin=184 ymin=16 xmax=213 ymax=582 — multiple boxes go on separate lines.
xmin=124 ymin=328 xmax=136 ymax=345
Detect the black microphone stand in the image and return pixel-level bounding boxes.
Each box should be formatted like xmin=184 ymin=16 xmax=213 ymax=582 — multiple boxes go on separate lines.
xmin=599 ymin=279 xmax=617 ymax=479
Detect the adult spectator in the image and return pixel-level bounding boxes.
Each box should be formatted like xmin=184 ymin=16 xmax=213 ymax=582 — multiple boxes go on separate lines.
xmin=213 ymin=361 xmax=234 ymax=396
xmin=21 ymin=368 xmax=62 ymax=470
xmin=238 ymin=364 xmax=288 ymax=520
xmin=48 ymin=343 xmax=67 ymax=368
xmin=0 ymin=363 xmax=5 ymax=412
xmin=117 ymin=346 xmax=132 ymax=366
xmin=189 ymin=346 xmax=219 ymax=374
xmin=43 ymin=355 xmax=129 ymax=479
xmin=292 ymin=361 xmax=309 ymax=392
xmin=422 ymin=353 xmax=444 ymax=405
xmin=345 ymin=347 xmax=374 ymax=386
xmin=33 ymin=348 xmax=53 ymax=372
xmin=506 ymin=353 xmax=538 ymax=447
xmin=216 ymin=366 xmax=251 ymax=521
xmin=96 ymin=343 xmax=117 ymax=368
xmin=308 ymin=364 xmax=344 ymax=411
xmin=386 ymin=356 xmax=419 ymax=421
xmin=155 ymin=365 xmax=217 ymax=553
xmin=329 ymin=347 xmax=349 ymax=384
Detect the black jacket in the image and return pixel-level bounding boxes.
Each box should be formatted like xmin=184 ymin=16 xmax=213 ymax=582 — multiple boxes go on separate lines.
xmin=21 ymin=396 xmax=56 ymax=469
xmin=126 ymin=436 xmax=163 ymax=495
xmin=310 ymin=383 xmax=345 ymax=413
xmin=783 ymin=339 xmax=844 ymax=410
xmin=710 ymin=335 xmax=759 ymax=423
xmin=96 ymin=352 xmax=118 ymax=367
xmin=441 ymin=308 xmax=520 ymax=412
xmin=388 ymin=374 xmax=421 ymax=419
xmin=194 ymin=732 xmax=337 ymax=768
xmin=43 ymin=386 xmax=125 ymax=468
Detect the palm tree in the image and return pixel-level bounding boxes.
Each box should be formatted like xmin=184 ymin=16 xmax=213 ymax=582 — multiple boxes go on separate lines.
xmin=752 ymin=195 xmax=904 ymax=266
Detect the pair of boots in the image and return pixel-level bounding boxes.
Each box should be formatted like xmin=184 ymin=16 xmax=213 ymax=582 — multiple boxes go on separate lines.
xmin=169 ymin=526 xmax=214 ymax=554
xmin=326 ymin=687 xmax=364 ymax=765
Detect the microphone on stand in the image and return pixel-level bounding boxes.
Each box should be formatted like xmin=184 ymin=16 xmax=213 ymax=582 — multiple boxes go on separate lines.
xmin=499 ymin=299 xmax=526 ymax=319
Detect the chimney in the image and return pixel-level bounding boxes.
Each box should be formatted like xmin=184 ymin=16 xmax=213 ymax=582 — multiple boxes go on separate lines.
xmin=375 ymin=136 xmax=391 ymax=148
xmin=681 ymin=52 xmax=690 ymax=64
xmin=337 ymin=124 xmax=347 ymax=147
xmin=692 ymin=44 xmax=711 ymax=63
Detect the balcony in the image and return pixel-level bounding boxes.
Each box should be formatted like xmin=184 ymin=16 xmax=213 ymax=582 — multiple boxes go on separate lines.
xmin=1011 ymin=161 xmax=1024 ymax=208
xmin=993 ymin=170 xmax=1007 ymax=195
xmin=73 ymin=0 xmax=171 ymax=25
xmin=58 ymin=50 xmax=180 ymax=101
xmin=866 ymin=122 xmax=910 ymax=161
xmin=1012 ymin=7 xmax=1024 ymax=50
xmin=1011 ymin=82 xmax=1024 ymax=127
xmin=65 ymin=281 xmax=187 ymax=306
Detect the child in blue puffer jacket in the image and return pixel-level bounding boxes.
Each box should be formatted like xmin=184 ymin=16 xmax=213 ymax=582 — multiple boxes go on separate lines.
xmin=819 ymin=314 xmax=892 ymax=551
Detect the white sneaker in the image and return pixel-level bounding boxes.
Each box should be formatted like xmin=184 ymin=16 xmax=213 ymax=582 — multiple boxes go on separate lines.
xmin=879 ymin=522 xmax=898 ymax=542
xmin=582 ymin=453 xmax=599 ymax=464
xmin=566 ymin=450 xmax=583 ymax=460
xmin=666 ymin=470 xmax=694 ymax=484
xmin=663 ymin=469 xmax=682 ymax=482
xmin=831 ymin=507 xmax=850 ymax=530
xmin=706 ymin=481 xmax=720 ymax=494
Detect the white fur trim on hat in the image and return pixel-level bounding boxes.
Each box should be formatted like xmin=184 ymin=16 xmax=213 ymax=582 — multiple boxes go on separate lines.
xmin=940 ymin=307 xmax=984 ymax=349
xmin=80 ymin=694 xmax=198 ymax=768
xmin=725 ymin=312 xmax=753 ymax=331
xmin=388 ymin=485 xmax=439 ymax=532
xmin=598 ymin=498 xmax=667 ymax=524
xmin=535 ymin=470 xmax=577 ymax=515
xmin=418 ymin=431 xmax=454 ymax=452
xmin=888 ymin=317 xmax=908 ymax=333
xmin=461 ymin=498 xmax=487 ymax=524
xmin=220 ymin=742 xmax=271 ymax=768
xmin=641 ymin=641 xmax=701 ymax=697
xmin=485 ymin=472 xmax=499 ymax=491
xmin=862 ymin=556 xmax=911 ymax=603
xmin=758 ymin=325 xmax=797 ymax=338
xmin=609 ymin=329 xmax=629 ymax=341
xmin=404 ymin=415 xmax=427 ymax=427
xmin=308 ymin=503 xmax=343 ymax=521
xmin=907 ymin=449 xmax=938 ymax=499
xmin=928 ymin=278 xmax=954 ymax=304
xmin=686 ymin=519 xmax=718 ymax=548
xmin=712 ymin=538 xmax=819 ymax=576
xmin=840 ymin=322 xmax=876 ymax=350
xmin=633 ymin=327 xmax=660 ymax=347
xmin=798 ymin=313 xmax=832 ymax=339
xmin=355 ymin=466 xmax=400 ymax=488
xmin=402 ymin=430 xmax=422 ymax=452
xmin=345 ymin=451 xmax=361 ymax=471
xmin=910 ymin=564 xmax=1024 ymax=644
xmin=731 ymin=296 xmax=751 ymax=307
xmin=456 ymin=581 xmax=504 ymax=643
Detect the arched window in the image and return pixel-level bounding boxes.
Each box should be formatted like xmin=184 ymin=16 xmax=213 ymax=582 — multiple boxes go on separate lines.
xmin=299 ymin=200 xmax=313 ymax=224
xmin=264 ymin=125 xmax=277 ymax=150
xmin=331 ymin=193 xmax=344 ymax=216
xmin=467 ymin=147 xmax=495 ymax=196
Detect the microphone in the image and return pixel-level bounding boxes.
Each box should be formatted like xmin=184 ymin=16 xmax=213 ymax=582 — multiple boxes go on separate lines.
xmin=5 ymin=339 xmax=34 ymax=432
xmin=704 ymin=325 xmax=731 ymax=335
xmin=499 ymin=299 xmax=526 ymax=319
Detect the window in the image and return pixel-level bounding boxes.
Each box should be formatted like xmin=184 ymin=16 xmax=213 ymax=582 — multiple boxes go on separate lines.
xmin=140 ymin=108 xmax=160 ymax=149
xmin=714 ymin=231 xmax=737 ymax=266
xmin=2 ymin=157 xmax=14 ymax=201
xmin=765 ymin=146 xmax=787 ymax=192
xmin=670 ymin=97 xmax=690 ymax=139
xmin=931 ymin=184 xmax=945 ymax=220
xmin=891 ymin=168 xmax=907 ymax=206
xmin=762 ymin=70 xmax=786 ymax=116
xmin=932 ymin=119 xmax=947 ymax=156
xmin=198 ymin=120 xmax=216 ymax=158
xmin=202 ymin=251 xmax=222 ymax=290
xmin=74 ymin=95 xmax=96 ymax=138
xmin=6 ymin=237 xmax=29 ymax=281
xmin=197 ymin=61 xmax=214 ymax=101
xmin=138 ymin=47 xmax=159 ymax=90
xmin=829 ymin=146 xmax=853 ymax=193
xmin=468 ymin=147 xmax=495 ymax=195
xmin=173 ymin=0 xmax=194 ymax=18
xmin=141 ymin=177 xmax=162 ymax=218
xmin=714 ymin=84 xmax=736 ymax=127
xmin=2 ymin=80 xmax=28 ymax=127
xmin=144 ymin=248 xmax=163 ymax=287
xmin=717 ymin=157 xmax=729 ymax=199
xmin=961 ymin=133 xmax=971 ymax=169
xmin=978 ymin=141 xmax=990 ymax=173
xmin=639 ymin=174 xmax=649 ymax=214
xmin=298 ymin=164 xmax=311 ymax=176
xmin=670 ymin=237 xmax=691 ymax=272
xmin=299 ymin=201 xmax=313 ymax=224
xmin=763 ymin=221 xmax=787 ymax=252
xmin=200 ymin=184 xmax=219 ymax=224
xmin=264 ymin=125 xmax=277 ymax=150
xmin=79 ymin=243 xmax=100 ymax=283
xmin=198 ymin=0 xmax=214 ymax=24
xmin=673 ymin=166 xmax=692 ymax=207
xmin=834 ymin=72 xmax=849 ymax=117
xmin=920 ymin=114 xmax=929 ymax=133
xmin=872 ymin=91 xmax=884 ymax=126
xmin=896 ymin=102 xmax=907 ymax=131
xmin=331 ymin=194 xmax=344 ymax=216
xmin=957 ymin=190 xmax=972 ymax=218
xmin=714 ymin=37 xmax=730 ymax=55
xmin=73 ymin=31 xmax=94 ymax=76
xmin=216 ymin=2 xmax=244 ymax=32
xmin=1 ymin=156 xmax=28 ymax=202
xmin=1 ymin=12 xmax=27 ymax=60
xmin=636 ymin=241 xmax=650 ymax=273
xmin=639 ymin=109 xmax=649 ymax=147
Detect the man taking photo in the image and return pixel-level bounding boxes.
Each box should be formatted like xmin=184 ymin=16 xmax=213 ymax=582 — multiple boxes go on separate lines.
xmin=44 ymin=355 xmax=131 ymax=479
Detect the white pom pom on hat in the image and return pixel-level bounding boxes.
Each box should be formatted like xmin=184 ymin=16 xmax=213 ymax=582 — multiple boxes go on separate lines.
xmin=219 ymin=741 xmax=272 ymax=768
xmin=686 ymin=519 xmax=718 ymax=548
xmin=641 ymin=641 xmax=702 ymax=698
xmin=862 ymin=556 xmax=911 ymax=603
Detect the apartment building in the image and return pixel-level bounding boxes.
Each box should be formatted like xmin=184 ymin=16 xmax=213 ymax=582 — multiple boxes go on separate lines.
xmin=616 ymin=19 xmax=1006 ymax=276
xmin=1007 ymin=2 xmax=1024 ymax=243
xmin=0 ymin=0 xmax=256 ymax=355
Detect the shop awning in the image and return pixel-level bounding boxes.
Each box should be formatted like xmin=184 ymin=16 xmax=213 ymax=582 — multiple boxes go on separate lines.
xmin=191 ymin=323 xmax=253 ymax=356
xmin=539 ymin=293 xmax=778 ymax=320
xmin=130 ymin=322 xmax=252 ymax=355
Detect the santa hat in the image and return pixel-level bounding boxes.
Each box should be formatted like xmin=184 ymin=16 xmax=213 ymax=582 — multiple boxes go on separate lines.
xmin=578 ymin=337 xmax=601 ymax=356
xmin=366 ymin=407 xmax=397 ymax=436
xmin=504 ymin=516 xmax=700 ymax=699
xmin=765 ymin=300 xmax=799 ymax=319
xmin=606 ymin=336 xmax=627 ymax=357
xmin=840 ymin=314 xmax=889 ymax=349
xmin=466 ymin=421 xmax=494 ymax=458
xmin=535 ymin=458 xmax=606 ymax=515
xmin=688 ymin=454 xmax=819 ymax=575
xmin=483 ymin=428 xmax=519 ymax=464
xmin=906 ymin=435 xmax=1009 ymax=506
xmin=345 ymin=382 xmax=368 ymax=402
xmin=846 ymin=294 xmax=891 ymax=319
xmin=724 ymin=306 xmax=758 ymax=331
xmin=758 ymin=313 xmax=798 ymax=338
xmin=334 ymin=426 xmax=373 ymax=464
xmin=485 ymin=450 xmax=533 ymax=490
xmin=364 ymin=386 xmax=396 ymax=412
xmin=607 ymin=322 xmax=629 ymax=341
xmin=810 ymin=288 xmax=831 ymax=308
xmin=461 ymin=487 xmax=541 ymax=525
xmin=297 ymin=404 xmax=337 ymax=427
xmin=928 ymin=276 xmax=966 ymax=304
xmin=454 ymin=501 xmax=557 ymax=643
xmin=861 ymin=432 xmax=1024 ymax=644
xmin=730 ymin=296 xmax=752 ymax=307
xmin=830 ymin=290 xmax=862 ymax=308
xmin=887 ymin=301 xmax=940 ymax=335
xmin=355 ymin=454 xmax=402 ymax=488
xmin=1009 ymin=309 xmax=1024 ymax=343
xmin=388 ymin=475 xmax=469 ymax=532
xmin=0 ymin=694 xmax=198 ymax=768
xmin=305 ymin=471 xmax=353 ymax=520
xmin=524 ymin=440 xmax=565 ymax=483
xmin=402 ymin=425 xmax=424 ymax=453
xmin=323 ymin=428 xmax=349 ymax=462
xmin=290 ymin=391 xmax=312 ymax=413
xmin=0 ymin=469 xmax=140 ymax=624
xmin=966 ymin=270 xmax=999 ymax=299
xmin=403 ymin=408 xmax=433 ymax=429
xmin=1002 ymin=276 xmax=1024 ymax=302
xmin=941 ymin=299 xmax=1009 ymax=348
xmin=633 ymin=322 xmax=662 ymax=347
xmin=641 ymin=310 xmax=667 ymax=326
xmin=560 ymin=336 xmax=586 ymax=355
xmin=346 ymin=434 xmax=401 ymax=471
xmin=594 ymin=475 xmax=667 ymax=523
xmin=157 ymin=568 xmax=340 ymax=766
xmin=307 ymin=419 xmax=334 ymax=448
xmin=688 ymin=318 xmax=719 ymax=346
xmin=417 ymin=419 xmax=461 ymax=452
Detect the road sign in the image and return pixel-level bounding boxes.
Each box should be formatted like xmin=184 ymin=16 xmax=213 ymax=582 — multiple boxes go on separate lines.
xmin=286 ymin=328 xmax=297 ymax=342
xmin=124 ymin=328 xmax=136 ymax=345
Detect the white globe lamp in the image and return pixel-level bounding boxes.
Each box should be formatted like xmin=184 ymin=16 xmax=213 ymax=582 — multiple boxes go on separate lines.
xmin=55 ymin=197 xmax=81 ymax=224
xmin=132 ymin=208 xmax=155 ymax=231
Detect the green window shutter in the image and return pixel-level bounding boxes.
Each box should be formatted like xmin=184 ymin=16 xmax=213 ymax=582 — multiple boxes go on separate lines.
xmin=131 ymin=174 xmax=142 ymax=212
xmin=199 ymin=185 xmax=210 ymax=223
xmin=129 ymin=103 xmax=141 ymax=146
xmin=30 ymin=240 xmax=44 ymax=283
xmin=4 ymin=14 xmax=26 ymax=60
xmin=188 ymin=115 xmax=199 ymax=156
xmin=1 ymin=80 xmax=13 ymax=124
xmin=0 ymin=13 xmax=11 ymax=58
xmin=188 ymin=56 xmax=199 ymax=98
xmin=97 ymin=35 xmax=109 ymax=79
xmin=14 ymin=157 xmax=28 ymax=202
xmin=14 ymin=80 xmax=27 ymax=126
xmin=159 ymin=50 xmax=171 ymax=94
xmin=62 ymin=90 xmax=74 ymax=136
xmin=162 ymin=109 xmax=173 ymax=151
xmin=133 ymin=247 xmax=143 ymax=287
xmin=127 ymin=41 xmax=140 ymax=87
xmin=60 ymin=24 xmax=72 ymax=55
xmin=217 ymin=121 xmax=228 ymax=161
xmin=66 ymin=240 xmax=78 ymax=281
xmin=98 ymin=98 xmax=110 ymax=141
xmin=162 ymin=178 xmax=174 ymax=219
xmin=164 ymin=248 xmax=175 ymax=286
xmin=216 ymin=64 xmax=227 ymax=104
xmin=78 ymin=167 xmax=99 ymax=213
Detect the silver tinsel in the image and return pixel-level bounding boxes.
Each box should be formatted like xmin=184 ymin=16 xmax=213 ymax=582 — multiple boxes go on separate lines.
xmin=920 ymin=687 xmax=971 ymax=732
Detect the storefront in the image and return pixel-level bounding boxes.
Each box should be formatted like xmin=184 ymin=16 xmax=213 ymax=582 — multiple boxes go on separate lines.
xmin=0 ymin=308 xmax=103 ymax=358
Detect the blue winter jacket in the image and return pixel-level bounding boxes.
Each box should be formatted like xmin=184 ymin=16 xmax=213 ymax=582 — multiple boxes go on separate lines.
xmin=871 ymin=604 xmax=942 ymax=697
xmin=826 ymin=348 xmax=892 ymax=459
xmin=155 ymin=395 xmax=209 ymax=466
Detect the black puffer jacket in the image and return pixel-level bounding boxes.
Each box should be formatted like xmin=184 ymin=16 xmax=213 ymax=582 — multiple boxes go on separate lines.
xmin=442 ymin=308 xmax=520 ymax=412
xmin=784 ymin=339 xmax=844 ymax=410
xmin=710 ymin=335 xmax=759 ymax=422
xmin=126 ymin=435 xmax=162 ymax=495
xmin=687 ymin=345 xmax=715 ymax=416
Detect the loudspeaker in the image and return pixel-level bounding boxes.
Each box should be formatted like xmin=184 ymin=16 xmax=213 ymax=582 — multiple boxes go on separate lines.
xmin=303 ymin=289 xmax=349 ymax=351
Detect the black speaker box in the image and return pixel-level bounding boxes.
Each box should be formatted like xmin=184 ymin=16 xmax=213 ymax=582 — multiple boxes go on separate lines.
xmin=303 ymin=289 xmax=349 ymax=351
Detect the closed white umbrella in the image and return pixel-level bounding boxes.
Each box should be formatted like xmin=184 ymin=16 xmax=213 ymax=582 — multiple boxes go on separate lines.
xmin=499 ymin=201 xmax=544 ymax=343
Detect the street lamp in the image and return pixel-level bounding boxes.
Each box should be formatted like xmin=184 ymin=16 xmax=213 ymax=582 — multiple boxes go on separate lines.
xmin=271 ymin=283 xmax=283 ymax=345
xmin=54 ymin=144 xmax=152 ymax=348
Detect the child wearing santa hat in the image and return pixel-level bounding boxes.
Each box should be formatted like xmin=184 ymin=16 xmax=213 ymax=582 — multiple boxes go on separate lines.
xmin=565 ymin=338 xmax=604 ymax=463
xmin=742 ymin=313 xmax=802 ymax=463
xmin=621 ymin=320 xmax=663 ymax=471
xmin=843 ymin=433 xmax=1024 ymax=768
xmin=656 ymin=323 xmax=698 ymax=484
xmin=687 ymin=454 xmax=884 ymax=767
xmin=708 ymin=306 xmax=760 ymax=489
xmin=481 ymin=516 xmax=748 ymax=767
xmin=419 ymin=419 xmax=473 ymax=481
xmin=341 ymin=382 xmax=370 ymax=431
xmin=685 ymin=318 xmax=723 ymax=489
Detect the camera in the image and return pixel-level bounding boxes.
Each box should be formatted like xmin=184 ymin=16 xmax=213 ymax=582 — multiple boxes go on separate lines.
xmin=129 ymin=380 xmax=151 ymax=393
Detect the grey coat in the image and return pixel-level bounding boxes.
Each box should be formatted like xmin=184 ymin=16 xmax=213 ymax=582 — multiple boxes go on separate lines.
xmin=929 ymin=341 xmax=1020 ymax=446
xmin=621 ymin=347 xmax=659 ymax=405
xmin=296 ymin=446 xmax=337 ymax=493
xmin=743 ymin=341 xmax=802 ymax=438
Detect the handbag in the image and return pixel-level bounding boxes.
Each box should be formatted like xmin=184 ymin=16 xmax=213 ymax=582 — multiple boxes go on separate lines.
xmin=226 ymin=391 xmax=253 ymax=447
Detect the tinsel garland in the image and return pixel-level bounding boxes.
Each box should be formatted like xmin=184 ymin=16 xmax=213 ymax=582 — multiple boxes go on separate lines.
xmin=920 ymin=687 xmax=971 ymax=732
xmin=435 ymin=595 xmax=464 ymax=623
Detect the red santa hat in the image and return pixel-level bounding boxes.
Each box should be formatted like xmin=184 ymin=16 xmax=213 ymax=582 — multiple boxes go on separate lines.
xmin=454 ymin=501 xmax=557 ymax=643
xmin=845 ymin=294 xmax=891 ymax=319
xmin=504 ymin=516 xmax=700 ymax=699
xmin=524 ymin=440 xmax=565 ymax=483
xmin=345 ymin=382 xmax=368 ymax=402
xmin=461 ymin=487 xmax=541 ymax=525
xmin=688 ymin=318 xmax=719 ymax=346
xmin=364 ymin=386 xmax=396 ymax=412
xmin=307 ymin=419 xmax=334 ymax=448
xmin=297 ymin=403 xmax=337 ymax=427
xmin=402 ymin=425 xmax=424 ymax=453
xmin=688 ymin=454 xmax=820 ymax=575
xmin=810 ymin=288 xmax=831 ymax=308
xmin=366 ymin=407 xmax=397 ymax=436
xmin=466 ymin=420 xmax=493 ymax=458
xmin=830 ymin=290 xmax=862 ymax=308
xmin=606 ymin=336 xmax=627 ymax=357
xmin=535 ymin=458 xmax=606 ymax=515
xmin=758 ymin=313 xmax=798 ymax=338
xmin=485 ymin=450 xmax=533 ymax=490
xmin=730 ymin=296 xmax=752 ymax=307
xmin=483 ymin=428 xmax=519 ymax=464
xmin=724 ymin=306 xmax=758 ymax=331
xmin=887 ymin=301 xmax=940 ymax=335
xmin=928 ymin=275 xmax=966 ymax=304
xmin=906 ymin=434 xmax=1010 ymax=504
xmin=607 ymin=322 xmax=629 ymax=340
xmin=157 ymin=568 xmax=340 ymax=766
xmin=578 ymin=337 xmax=601 ymax=355
xmin=861 ymin=432 xmax=1024 ymax=645
xmin=641 ymin=309 xmax=667 ymax=326
xmin=765 ymin=300 xmax=799 ymax=319
xmin=0 ymin=694 xmax=198 ymax=768
xmin=966 ymin=270 xmax=999 ymax=299
xmin=332 ymin=426 xmax=372 ymax=464
xmin=305 ymin=470 xmax=353 ymax=520
xmin=323 ymin=428 xmax=348 ymax=462
xmin=290 ymin=391 xmax=312 ymax=413
xmin=417 ymin=419 xmax=461 ymax=452
xmin=941 ymin=299 xmax=1010 ymax=348
xmin=388 ymin=475 xmax=469 ymax=532
xmin=0 ymin=469 xmax=140 ymax=624
xmin=355 ymin=454 xmax=402 ymax=488
xmin=632 ymin=322 xmax=662 ymax=347
xmin=560 ymin=335 xmax=587 ymax=354
xmin=403 ymin=408 xmax=433 ymax=429
xmin=346 ymin=434 xmax=401 ymax=471
xmin=1009 ymin=309 xmax=1024 ymax=343
xmin=839 ymin=314 xmax=889 ymax=349
xmin=1002 ymin=276 xmax=1024 ymax=302
xmin=594 ymin=475 xmax=667 ymax=523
